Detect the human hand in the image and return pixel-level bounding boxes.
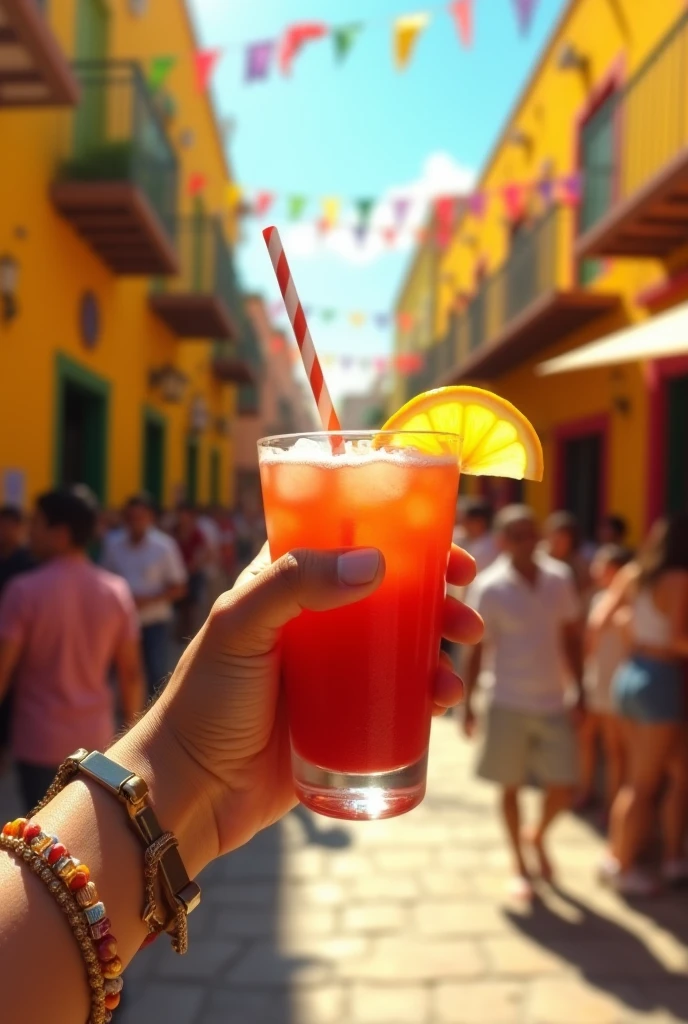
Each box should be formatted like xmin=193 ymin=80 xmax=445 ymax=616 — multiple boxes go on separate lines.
xmin=122 ymin=543 xmax=483 ymax=871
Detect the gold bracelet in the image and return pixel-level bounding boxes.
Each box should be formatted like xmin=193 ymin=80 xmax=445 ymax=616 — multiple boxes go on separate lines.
xmin=0 ymin=829 xmax=108 ymax=1024
xmin=31 ymin=749 xmax=201 ymax=955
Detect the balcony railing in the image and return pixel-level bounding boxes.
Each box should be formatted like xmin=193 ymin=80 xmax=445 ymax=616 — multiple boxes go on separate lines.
xmin=578 ymin=9 xmax=688 ymax=258
xmin=0 ymin=0 xmax=78 ymax=106
xmin=150 ymin=217 xmax=240 ymax=338
xmin=52 ymin=60 xmax=178 ymax=273
xmin=447 ymin=204 xmax=619 ymax=380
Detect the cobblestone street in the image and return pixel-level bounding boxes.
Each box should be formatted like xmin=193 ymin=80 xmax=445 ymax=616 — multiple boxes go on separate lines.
xmin=3 ymin=717 xmax=688 ymax=1023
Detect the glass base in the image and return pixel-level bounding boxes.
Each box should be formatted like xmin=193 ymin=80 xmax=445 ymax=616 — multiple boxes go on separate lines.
xmin=292 ymin=750 xmax=428 ymax=821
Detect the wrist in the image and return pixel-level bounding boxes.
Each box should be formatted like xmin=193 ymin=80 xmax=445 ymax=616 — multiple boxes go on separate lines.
xmin=108 ymin=707 xmax=220 ymax=880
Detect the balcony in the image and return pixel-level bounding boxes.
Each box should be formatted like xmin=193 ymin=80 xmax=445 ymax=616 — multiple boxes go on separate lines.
xmin=448 ymin=205 xmax=620 ymax=381
xmin=577 ymin=10 xmax=688 ymax=260
xmin=212 ymin=341 xmax=255 ymax=385
xmin=51 ymin=61 xmax=178 ymax=274
xmin=0 ymin=0 xmax=78 ymax=106
xmin=150 ymin=218 xmax=238 ymax=338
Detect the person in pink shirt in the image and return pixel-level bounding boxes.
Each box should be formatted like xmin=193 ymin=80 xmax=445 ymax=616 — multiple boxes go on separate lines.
xmin=0 ymin=487 xmax=145 ymax=810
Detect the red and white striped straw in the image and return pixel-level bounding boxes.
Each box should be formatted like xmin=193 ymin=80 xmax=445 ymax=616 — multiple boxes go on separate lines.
xmin=263 ymin=225 xmax=342 ymax=437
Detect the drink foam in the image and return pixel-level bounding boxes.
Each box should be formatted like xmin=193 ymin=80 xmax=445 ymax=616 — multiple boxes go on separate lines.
xmin=259 ymin=438 xmax=457 ymax=470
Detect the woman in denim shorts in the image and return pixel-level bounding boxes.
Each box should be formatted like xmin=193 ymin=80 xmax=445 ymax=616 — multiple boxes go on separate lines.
xmin=590 ymin=513 xmax=688 ymax=895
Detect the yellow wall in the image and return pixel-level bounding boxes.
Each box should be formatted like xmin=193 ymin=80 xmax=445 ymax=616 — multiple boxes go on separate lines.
xmin=0 ymin=0 xmax=239 ymax=509
xmin=395 ymin=0 xmax=688 ymax=545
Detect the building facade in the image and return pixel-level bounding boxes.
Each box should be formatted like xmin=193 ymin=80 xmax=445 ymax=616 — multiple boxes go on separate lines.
xmin=234 ymin=297 xmax=318 ymax=513
xmin=394 ymin=0 xmax=688 ymax=544
xmin=0 ymin=0 xmax=259 ymax=512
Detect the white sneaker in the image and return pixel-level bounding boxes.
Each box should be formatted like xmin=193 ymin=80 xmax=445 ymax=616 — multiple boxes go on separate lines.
xmin=612 ymin=868 xmax=659 ymax=896
xmin=662 ymin=859 xmax=688 ymax=885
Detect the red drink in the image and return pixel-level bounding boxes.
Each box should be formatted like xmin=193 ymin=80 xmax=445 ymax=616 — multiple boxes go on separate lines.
xmin=258 ymin=432 xmax=460 ymax=819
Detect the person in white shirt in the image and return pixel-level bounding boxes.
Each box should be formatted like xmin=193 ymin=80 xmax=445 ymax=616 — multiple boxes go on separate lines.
xmin=463 ymin=504 xmax=584 ymax=897
xmin=102 ymin=495 xmax=187 ymax=695
xmin=457 ymin=498 xmax=500 ymax=577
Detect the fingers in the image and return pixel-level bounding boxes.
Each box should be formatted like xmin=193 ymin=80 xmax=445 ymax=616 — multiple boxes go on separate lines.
xmin=442 ymin=596 xmax=484 ymax=646
xmin=215 ymin=547 xmax=386 ymax=636
xmin=446 ymin=544 xmax=477 ymax=588
xmin=431 ymin=656 xmax=464 ymax=717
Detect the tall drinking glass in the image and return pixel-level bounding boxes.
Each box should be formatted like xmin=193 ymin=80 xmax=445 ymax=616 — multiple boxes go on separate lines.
xmin=258 ymin=431 xmax=461 ymax=820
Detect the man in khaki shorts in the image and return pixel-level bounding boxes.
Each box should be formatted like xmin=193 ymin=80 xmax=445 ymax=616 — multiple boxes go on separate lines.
xmin=463 ymin=504 xmax=584 ymax=897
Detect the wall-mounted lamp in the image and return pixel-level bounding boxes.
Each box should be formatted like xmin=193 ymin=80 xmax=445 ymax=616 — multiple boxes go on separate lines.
xmin=189 ymin=395 xmax=210 ymax=432
xmin=557 ymin=42 xmax=591 ymax=86
xmin=149 ymin=364 xmax=188 ymax=404
xmin=508 ymin=127 xmax=533 ymax=155
xmin=0 ymin=253 xmax=19 ymax=323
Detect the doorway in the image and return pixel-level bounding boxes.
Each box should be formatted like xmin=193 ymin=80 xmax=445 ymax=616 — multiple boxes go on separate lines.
xmin=142 ymin=409 xmax=166 ymax=509
xmin=559 ymin=430 xmax=604 ymax=541
xmin=666 ymin=372 xmax=688 ymax=514
xmin=54 ymin=355 xmax=109 ymax=502
xmin=185 ymin=436 xmax=199 ymax=505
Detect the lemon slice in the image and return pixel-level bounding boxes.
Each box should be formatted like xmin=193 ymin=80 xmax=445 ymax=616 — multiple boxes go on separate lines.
xmin=381 ymin=386 xmax=543 ymax=481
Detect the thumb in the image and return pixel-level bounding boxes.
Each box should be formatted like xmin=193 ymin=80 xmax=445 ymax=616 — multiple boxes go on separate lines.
xmin=211 ymin=547 xmax=385 ymax=644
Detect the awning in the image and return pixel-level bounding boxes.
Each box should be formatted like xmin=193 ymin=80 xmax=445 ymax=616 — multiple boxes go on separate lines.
xmin=536 ymin=300 xmax=688 ymax=376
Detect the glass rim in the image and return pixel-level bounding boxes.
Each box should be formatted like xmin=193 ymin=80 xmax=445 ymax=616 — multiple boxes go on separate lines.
xmin=257 ymin=429 xmax=463 ymax=447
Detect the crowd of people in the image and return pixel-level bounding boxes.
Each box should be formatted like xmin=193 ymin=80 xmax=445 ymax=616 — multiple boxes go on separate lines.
xmin=453 ymin=496 xmax=688 ymax=898
xmin=0 ymin=484 xmax=686 ymax=901
xmin=0 ymin=489 xmax=266 ymax=809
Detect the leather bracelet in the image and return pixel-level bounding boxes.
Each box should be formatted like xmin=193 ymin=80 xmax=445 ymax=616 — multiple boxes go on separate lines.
xmin=31 ymin=749 xmax=201 ymax=955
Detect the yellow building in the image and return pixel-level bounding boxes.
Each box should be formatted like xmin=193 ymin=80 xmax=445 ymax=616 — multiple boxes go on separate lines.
xmin=0 ymin=0 xmax=259 ymax=511
xmin=395 ymin=0 xmax=688 ymax=545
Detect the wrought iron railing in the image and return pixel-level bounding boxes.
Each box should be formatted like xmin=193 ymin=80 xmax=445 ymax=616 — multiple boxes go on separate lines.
xmin=579 ymin=9 xmax=688 ymax=236
xmin=152 ymin=216 xmax=233 ymax=306
xmin=57 ymin=60 xmax=178 ymax=241
xmin=466 ymin=204 xmax=567 ymax=352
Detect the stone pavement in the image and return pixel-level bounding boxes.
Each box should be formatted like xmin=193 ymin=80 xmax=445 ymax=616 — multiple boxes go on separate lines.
xmin=2 ymin=717 xmax=688 ymax=1023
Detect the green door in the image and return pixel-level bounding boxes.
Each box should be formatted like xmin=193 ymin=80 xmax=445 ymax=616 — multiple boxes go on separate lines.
xmin=578 ymin=92 xmax=616 ymax=284
xmin=666 ymin=374 xmax=688 ymax=514
xmin=54 ymin=355 xmax=109 ymax=503
xmin=186 ymin=436 xmax=199 ymax=505
xmin=142 ymin=410 xmax=166 ymax=508
xmin=209 ymin=448 xmax=221 ymax=506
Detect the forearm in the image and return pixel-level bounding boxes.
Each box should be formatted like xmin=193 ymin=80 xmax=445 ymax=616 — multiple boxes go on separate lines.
xmin=0 ymin=707 xmax=218 ymax=1023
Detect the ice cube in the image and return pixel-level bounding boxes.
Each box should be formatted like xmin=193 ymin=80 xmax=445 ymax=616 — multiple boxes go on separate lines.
xmin=405 ymin=493 xmax=437 ymax=528
xmin=344 ymin=458 xmax=411 ymax=506
xmin=274 ymin=462 xmax=326 ymax=503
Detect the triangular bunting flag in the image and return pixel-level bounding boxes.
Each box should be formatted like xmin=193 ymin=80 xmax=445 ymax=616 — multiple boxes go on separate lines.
xmin=287 ymin=195 xmax=308 ymax=220
xmin=393 ymin=13 xmax=431 ymax=72
xmin=188 ymin=172 xmax=207 ymax=197
xmin=382 ymin=226 xmax=397 ymax=247
xmin=225 ymin=182 xmax=243 ymax=208
xmin=349 ymin=312 xmax=366 ymax=327
xmin=195 ymin=49 xmax=222 ymax=92
xmin=279 ymin=22 xmax=328 ymax=76
xmin=511 ymin=0 xmax=538 ymax=35
xmin=435 ymin=195 xmax=457 ymax=246
xmin=468 ymin=191 xmax=487 ymax=218
xmin=322 ymin=309 xmax=337 ymax=322
xmin=355 ymin=197 xmax=375 ymax=225
xmin=353 ymin=223 xmax=369 ymax=246
xmin=373 ymin=356 xmax=388 ymax=372
xmin=392 ymin=197 xmax=411 ymax=227
xmin=449 ymin=0 xmax=473 ymax=48
xmin=269 ymin=336 xmax=284 ymax=354
xmin=559 ymin=171 xmax=582 ymax=205
xmin=374 ymin=313 xmax=390 ymax=329
xmin=245 ymin=41 xmax=274 ymax=82
xmin=502 ymin=182 xmax=525 ymax=220
xmin=537 ymin=177 xmax=554 ymax=204
xmin=321 ymin=196 xmax=341 ymax=228
xmin=397 ymin=311 xmax=416 ymax=331
xmin=253 ymin=191 xmax=274 ymax=216
xmin=148 ymin=55 xmax=177 ymax=92
xmin=332 ymin=23 xmax=364 ymax=62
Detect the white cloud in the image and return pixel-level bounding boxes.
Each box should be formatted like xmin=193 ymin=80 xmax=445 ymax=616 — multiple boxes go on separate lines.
xmin=281 ymin=152 xmax=476 ymax=264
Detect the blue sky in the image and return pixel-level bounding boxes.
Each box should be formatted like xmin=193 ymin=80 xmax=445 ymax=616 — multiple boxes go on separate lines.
xmin=190 ymin=0 xmax=567 ymax=399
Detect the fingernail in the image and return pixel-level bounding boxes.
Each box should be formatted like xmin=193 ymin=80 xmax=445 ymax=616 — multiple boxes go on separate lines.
xmin=337 ymin=549 xmax=380 ymax=587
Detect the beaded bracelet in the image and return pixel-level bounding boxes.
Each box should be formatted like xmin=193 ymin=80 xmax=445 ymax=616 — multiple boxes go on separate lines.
xmin=1 ymin=817 xmax=124 ymax=1024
